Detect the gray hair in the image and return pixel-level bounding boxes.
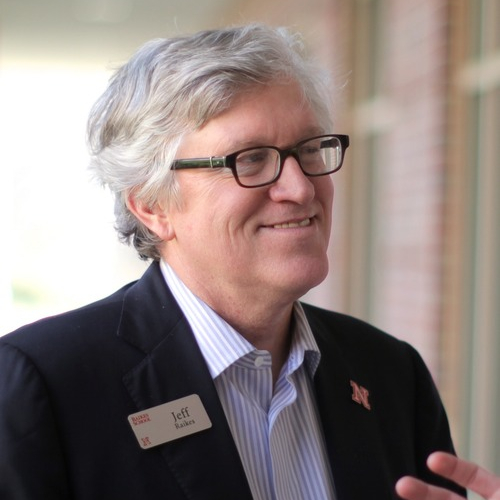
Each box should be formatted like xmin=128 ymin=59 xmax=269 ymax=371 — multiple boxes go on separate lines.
xmin=87 ymin=24 xmax=333 ymax=261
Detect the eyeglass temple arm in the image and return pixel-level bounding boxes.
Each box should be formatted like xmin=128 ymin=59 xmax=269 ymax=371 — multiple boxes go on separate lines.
xmin=171 ymin=157 xmax=226 ymax=170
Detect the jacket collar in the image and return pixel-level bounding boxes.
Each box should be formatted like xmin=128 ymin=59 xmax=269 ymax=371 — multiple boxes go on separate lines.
xmin=118 ymin=262 xmax=253 ymax=500
xmin=304 ymin=305 xmax=398 ymax=499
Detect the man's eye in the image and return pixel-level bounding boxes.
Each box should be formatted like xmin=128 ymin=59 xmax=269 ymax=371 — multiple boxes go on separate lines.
xmin=238 ymin=150 xmax=269 ymax=164
xmin=236 ymin=149 xmax=274 ymax=175
xmin=301 ymin=146 xmax=321 ymax=155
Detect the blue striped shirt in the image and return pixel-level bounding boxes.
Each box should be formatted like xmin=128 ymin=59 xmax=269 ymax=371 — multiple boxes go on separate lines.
xmin=161 ymin=261 xmax=336 ymax=500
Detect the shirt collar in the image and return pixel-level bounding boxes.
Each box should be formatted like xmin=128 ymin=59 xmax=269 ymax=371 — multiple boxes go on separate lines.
xmin=290 ymin=302 xmax=322 ymax=378
xmin=160 ymin=260 xmax=321 ymax=379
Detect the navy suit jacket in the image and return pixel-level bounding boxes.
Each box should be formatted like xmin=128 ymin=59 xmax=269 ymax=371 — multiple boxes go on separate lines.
xmin=0 ymin=262 xmax=465 ymax=499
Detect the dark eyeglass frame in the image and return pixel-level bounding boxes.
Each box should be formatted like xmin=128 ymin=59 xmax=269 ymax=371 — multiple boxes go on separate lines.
xmin=170 ymin=134 xmax=350 ymax=188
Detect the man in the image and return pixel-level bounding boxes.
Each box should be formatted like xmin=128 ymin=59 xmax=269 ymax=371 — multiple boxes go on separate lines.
xmin=0 ymin=24 xmax=465 ymax=499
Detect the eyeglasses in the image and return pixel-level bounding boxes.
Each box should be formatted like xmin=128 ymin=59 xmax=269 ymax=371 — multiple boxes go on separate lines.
xmin=170 ymin=134 xmax=349 ymax=188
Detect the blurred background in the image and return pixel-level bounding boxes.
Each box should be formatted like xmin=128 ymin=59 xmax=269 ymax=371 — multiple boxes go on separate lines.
xmin=1 ymin=0 xmax=499 ymax=482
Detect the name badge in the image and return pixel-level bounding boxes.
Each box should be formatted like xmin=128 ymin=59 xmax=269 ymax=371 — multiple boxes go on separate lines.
xmin=128 ymin=394 xmax=212 ymax=449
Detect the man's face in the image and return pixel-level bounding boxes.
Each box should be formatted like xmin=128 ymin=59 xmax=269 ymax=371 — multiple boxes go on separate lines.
xmin=161 ymin=82 xmax=334 ymax=309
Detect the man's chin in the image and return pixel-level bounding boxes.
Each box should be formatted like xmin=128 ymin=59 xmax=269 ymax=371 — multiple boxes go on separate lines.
xmin=276 ymin=259 xmax=329 ymax=298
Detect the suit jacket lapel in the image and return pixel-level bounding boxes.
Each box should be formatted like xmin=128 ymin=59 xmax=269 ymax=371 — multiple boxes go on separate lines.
xmin=306 ymin=306 xmax=395 ymax=499
xmin=119 ymin=263 xmax=253 ymax=500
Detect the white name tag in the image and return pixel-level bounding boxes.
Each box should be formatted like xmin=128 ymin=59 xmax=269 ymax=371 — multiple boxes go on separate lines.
xmin=128 ymin=394 xmax=212 ymax=449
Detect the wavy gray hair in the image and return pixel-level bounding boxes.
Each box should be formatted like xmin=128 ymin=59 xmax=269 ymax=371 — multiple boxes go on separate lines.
xmin=87 ymin=24 xmax=333 ymax=261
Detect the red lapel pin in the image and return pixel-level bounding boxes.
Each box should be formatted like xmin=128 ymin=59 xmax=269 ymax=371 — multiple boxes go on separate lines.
xmin=350 ymin=380 xmax=371 ymax=410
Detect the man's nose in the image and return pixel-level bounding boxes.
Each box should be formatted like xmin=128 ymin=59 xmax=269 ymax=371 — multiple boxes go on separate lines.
xmin=268 ymin=154 xmax=315 ymax=203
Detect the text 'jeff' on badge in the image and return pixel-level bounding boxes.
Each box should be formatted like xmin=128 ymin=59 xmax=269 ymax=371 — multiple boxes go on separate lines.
xmin=128 ymin=394 xmax=212 ymax=449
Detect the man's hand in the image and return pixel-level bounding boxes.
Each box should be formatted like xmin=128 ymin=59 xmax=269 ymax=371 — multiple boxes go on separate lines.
xmin=396 ymin=451 xmax=500 ymax=499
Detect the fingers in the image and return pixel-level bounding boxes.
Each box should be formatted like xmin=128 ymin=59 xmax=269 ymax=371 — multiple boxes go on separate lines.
xmin=427 ymin=452 xmax=500 ymax=499
xmin=397 ymin=453 xmax=500 ymax=500
xmin=395 ymin=476 xmax=462 ymax=500
xmin=427 ymin=452 xmax=477 ymax=485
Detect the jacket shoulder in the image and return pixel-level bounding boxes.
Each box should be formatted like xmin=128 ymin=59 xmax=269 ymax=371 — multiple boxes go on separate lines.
xmin=301 ymin=302 xmax=426 ymax=379
xmin=302 ymin=302 xmax=404 ymax=349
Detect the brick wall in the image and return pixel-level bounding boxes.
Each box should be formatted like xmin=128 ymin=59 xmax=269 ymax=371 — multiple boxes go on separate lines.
xmin=373 ymin=0 xmax=451 ymax=376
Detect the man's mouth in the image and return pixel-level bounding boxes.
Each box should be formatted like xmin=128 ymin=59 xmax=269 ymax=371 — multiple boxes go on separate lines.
xmin=272 ymin=218 xmax=312 ymax=229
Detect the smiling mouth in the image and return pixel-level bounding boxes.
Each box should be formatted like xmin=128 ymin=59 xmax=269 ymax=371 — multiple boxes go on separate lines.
xmin=272 ymin=218 xmax=312 ymax=229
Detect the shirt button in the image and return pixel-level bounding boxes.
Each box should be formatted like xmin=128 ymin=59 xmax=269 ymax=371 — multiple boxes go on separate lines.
xmin=254 ymin=356 xmax=265 ymax=368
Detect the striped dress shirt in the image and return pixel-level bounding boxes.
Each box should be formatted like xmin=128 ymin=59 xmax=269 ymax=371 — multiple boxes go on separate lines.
xmin=161 ymin=261 xmax=336 ymax=500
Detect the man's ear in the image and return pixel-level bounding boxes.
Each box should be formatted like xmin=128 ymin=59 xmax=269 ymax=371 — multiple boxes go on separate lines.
xmin=126 ymin=193 xmax=176 ymax=241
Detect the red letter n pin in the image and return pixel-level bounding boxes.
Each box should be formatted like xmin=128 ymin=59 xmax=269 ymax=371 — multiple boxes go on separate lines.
xmin=350 ymin=380 xmax=371 ymax=410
